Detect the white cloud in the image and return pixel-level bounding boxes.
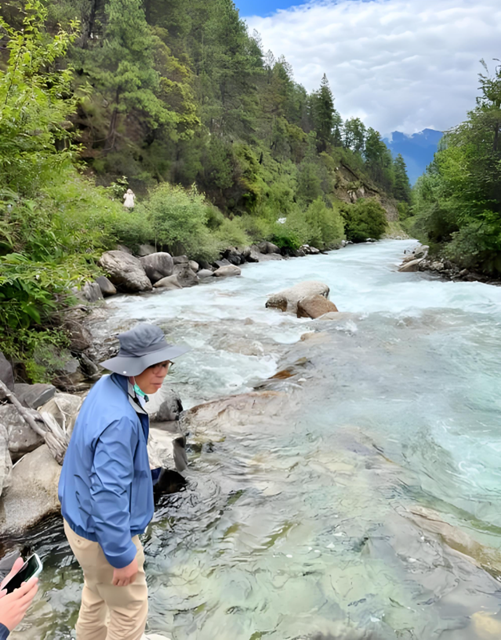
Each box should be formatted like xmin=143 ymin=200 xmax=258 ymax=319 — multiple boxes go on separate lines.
xmin=246 ymin=0 xmax=501 ymax=135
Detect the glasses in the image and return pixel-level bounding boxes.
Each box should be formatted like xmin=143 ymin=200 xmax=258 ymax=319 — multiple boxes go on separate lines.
xmin=149 ymin=361 xmax=173 ymax=373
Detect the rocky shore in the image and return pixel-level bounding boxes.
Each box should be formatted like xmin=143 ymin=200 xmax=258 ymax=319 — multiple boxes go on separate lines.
xmin=398 ymin=243 xmax=501 ymax=286
xmin=0 ymin=238 xmax=347 ymax=541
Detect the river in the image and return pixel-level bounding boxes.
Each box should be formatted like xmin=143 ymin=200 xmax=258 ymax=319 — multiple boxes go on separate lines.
xmin=12 ymin=240 xmax=501 ymax=639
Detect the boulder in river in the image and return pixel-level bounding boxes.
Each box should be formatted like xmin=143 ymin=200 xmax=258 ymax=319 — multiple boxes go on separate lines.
xmin=98 ymin=250 xmax=152 ymax=292
xmin=266 ymin=281 xmax=330 ymax=313
xmin=140 ymin=252 xmax=174 ymax=283
xmin=0 ymin=404 xmax=45 ymax=462
xmin=173 ymin=263 xmax=199 ymax=287
xmin=0 ymin=353 xmax=14 ymax=401
xmin=198 ymin=269 xmax=214 ymax=279
xmin=14 ymin=383 xmax=56 ymax=409
xmin=398 ymin=258 xmax=423 ymax=273
xmin=153 ymin=274 xmax=183 ymax=290
xmin=297 ymin=294 xmax=339 ymax=319
xmin=189 ymin=260 xmax=199 ymax=272
xmin=214 ymin=265 xmax=241 ymax=278
xmin=0 ymin=444 xmax=61 ymax=535
xmin=95 ymin=275 xmax=117 ymax=297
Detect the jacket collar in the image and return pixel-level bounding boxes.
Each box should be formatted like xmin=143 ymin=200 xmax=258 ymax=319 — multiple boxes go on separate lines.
xmin=111 ymin=373 xmax=148 ymax=415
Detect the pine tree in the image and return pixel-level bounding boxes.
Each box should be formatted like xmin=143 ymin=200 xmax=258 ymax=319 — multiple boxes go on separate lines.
xmin=87 ymin=0 xmax=173 ymax=152
xmin=311 ymin=74 xmax=334 ymax=152
xmin=393 ymin=154 xmax=412 ymax=203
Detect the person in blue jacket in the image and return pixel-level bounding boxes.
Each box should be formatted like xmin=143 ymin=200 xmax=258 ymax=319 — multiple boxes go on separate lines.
xmin=59 ymin=323 xmax=189 ymax=640
xmin=0 ymin=557 xmax=39 ymax=638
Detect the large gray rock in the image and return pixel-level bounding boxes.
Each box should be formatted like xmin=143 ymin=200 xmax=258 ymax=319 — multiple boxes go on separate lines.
xmin=0 ymin=445 xmax=61 ymax=535
xmin=214 ymin=265 xmax=241 ymax=278
xmin=137 ymin=243 xmax=156 ymax=257
xmin=14 ymin=383 xmax=56 ymax=409
xmin=82 ymin=282 xmax=104 ymax=303
xmin=198 ymin=269 xmax=214 ymax=279
xmin=95 ymin=275 xmax=117 ymax=297
xmin=266 ymin=281 xmax=330 ymax=313
xmin=153 ymin=275 xmax=183 ymax=290
xmin=189 ymin=260 xmax=199 ymax=272
xmin=0 ymin=405 xmax=44 ymax=462
xmin=257 ymin=241 xmax=281 ymax=254
xmin=0 ymin=424 xmax=12 ymax=498
xmin=40 ymin=393 xmax=83 ymax=437
xmin=0 ymin=352 xmax=14 ymax=401
xmin=173 ymin=263 xmax=199 ymax=288
xmin=148 ymin=389 xmax=183 ymax=423
xmin=398 ymin=258 xmax=423 ymax=273
xmin=140 ymin=252 xmax=174 ymax=283
xmin=98 ymin=250 xmax=152 ymax=292
xmin=223 ymin=248 xmax=243 ymax=265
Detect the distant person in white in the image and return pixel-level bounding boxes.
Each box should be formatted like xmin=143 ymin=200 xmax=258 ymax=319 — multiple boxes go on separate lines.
xmin=123 ymin=189 xmax=136 ymax=210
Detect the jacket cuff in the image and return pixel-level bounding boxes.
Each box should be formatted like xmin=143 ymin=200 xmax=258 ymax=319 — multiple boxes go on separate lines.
xmin=104 ymin=541 xmax=137 ymax=569
xmin=0 ymin=622 xmax=10 ymax=639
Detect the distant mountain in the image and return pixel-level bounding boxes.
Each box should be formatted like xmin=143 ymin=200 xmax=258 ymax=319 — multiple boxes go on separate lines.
xmin=385 ymin=129 xmax=443 ymax=185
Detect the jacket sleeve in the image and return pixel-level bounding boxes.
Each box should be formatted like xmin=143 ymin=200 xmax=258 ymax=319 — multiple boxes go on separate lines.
xmin=0 ymin=623 xmax=9 ymax=639
xmin=90 ymin=418 xmax=138 ymax=569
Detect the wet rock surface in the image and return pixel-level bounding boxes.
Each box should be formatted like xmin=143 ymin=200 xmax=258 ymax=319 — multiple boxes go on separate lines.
xmin=297 ymin=294 xmax=339 ymax=319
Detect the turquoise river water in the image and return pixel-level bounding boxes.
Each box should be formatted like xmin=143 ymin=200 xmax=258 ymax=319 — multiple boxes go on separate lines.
xmin=11 ymin=240 xmax=501 ymax=640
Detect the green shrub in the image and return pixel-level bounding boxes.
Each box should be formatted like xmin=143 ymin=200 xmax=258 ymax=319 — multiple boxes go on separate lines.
xmin=140 ymin=183 xmax=221 ymax=260
xmin=342 ymin=198 xmax=387 ymax=242
xmin=304 ymin=197 xmax=345 ymax=248
xmin=215 ymin=218 xmax=250 ymax=248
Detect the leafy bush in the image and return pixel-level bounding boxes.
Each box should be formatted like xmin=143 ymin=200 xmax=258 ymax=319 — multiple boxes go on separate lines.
xmin=342 ymin=199 xmax=387 ymax=242
xmin=304 ymin=197 xmax=345 ymax=248
xmin=140 ymin=183 xmax=221 ymax=260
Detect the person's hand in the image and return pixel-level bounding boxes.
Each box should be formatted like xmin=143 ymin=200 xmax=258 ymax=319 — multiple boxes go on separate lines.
xmin=0 ymin=557 xmax=24 ymax=595
xmin=0 ymin=577 xmax=39 ymax=631
xmin=112 ymin=557 xmax=138 ymax=587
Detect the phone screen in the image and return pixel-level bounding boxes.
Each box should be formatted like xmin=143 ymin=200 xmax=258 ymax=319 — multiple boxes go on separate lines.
xmin=3 ymin=556 xmax=41 ymax=594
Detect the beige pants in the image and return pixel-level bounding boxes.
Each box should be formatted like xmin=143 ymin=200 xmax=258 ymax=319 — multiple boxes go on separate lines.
xmin=64 ymin=520 xmax=148 ymax=640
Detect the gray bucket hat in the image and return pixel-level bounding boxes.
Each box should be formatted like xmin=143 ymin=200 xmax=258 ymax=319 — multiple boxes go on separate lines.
xmin=100 ymin=323 xmax=190 ymax=376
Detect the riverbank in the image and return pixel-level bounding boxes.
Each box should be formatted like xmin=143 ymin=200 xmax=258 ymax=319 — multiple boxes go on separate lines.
xmin=398 ymin=243 xmax=501 ymax=286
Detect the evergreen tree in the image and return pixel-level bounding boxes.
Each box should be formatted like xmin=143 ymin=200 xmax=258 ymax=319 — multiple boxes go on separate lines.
xmin=393 ymin=154 xmax=411 ymax=203
xmin=311 ymin=74 xmax=334 ymax=152
xmin=85 ymin=0 xmax=173 ymax=152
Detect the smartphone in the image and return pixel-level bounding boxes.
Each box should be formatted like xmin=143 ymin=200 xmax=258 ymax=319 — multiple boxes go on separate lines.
xmin=2 ymin=554 xmax=43 ymax=594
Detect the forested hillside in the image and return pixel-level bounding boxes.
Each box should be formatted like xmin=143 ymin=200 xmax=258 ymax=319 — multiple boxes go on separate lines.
xmin=408 ymin=61 xmax=501 ymax=276
xmin=0 ymin=0 xmax=410 ymax=379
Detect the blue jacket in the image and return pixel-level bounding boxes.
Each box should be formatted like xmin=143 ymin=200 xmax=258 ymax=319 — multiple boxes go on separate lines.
xmin=59 ymin=374 xmax=154 ymax=569
xmin=0 ymin=624 xmax=8 ymax=639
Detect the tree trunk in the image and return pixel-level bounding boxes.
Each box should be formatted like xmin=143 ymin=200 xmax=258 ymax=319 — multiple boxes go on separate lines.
xmin=82 ymin=0 xmax=100 ymax=49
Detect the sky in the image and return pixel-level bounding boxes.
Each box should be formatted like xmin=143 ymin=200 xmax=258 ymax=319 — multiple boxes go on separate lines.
xmin=237 ymin=0 xmax=501 ymax=136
